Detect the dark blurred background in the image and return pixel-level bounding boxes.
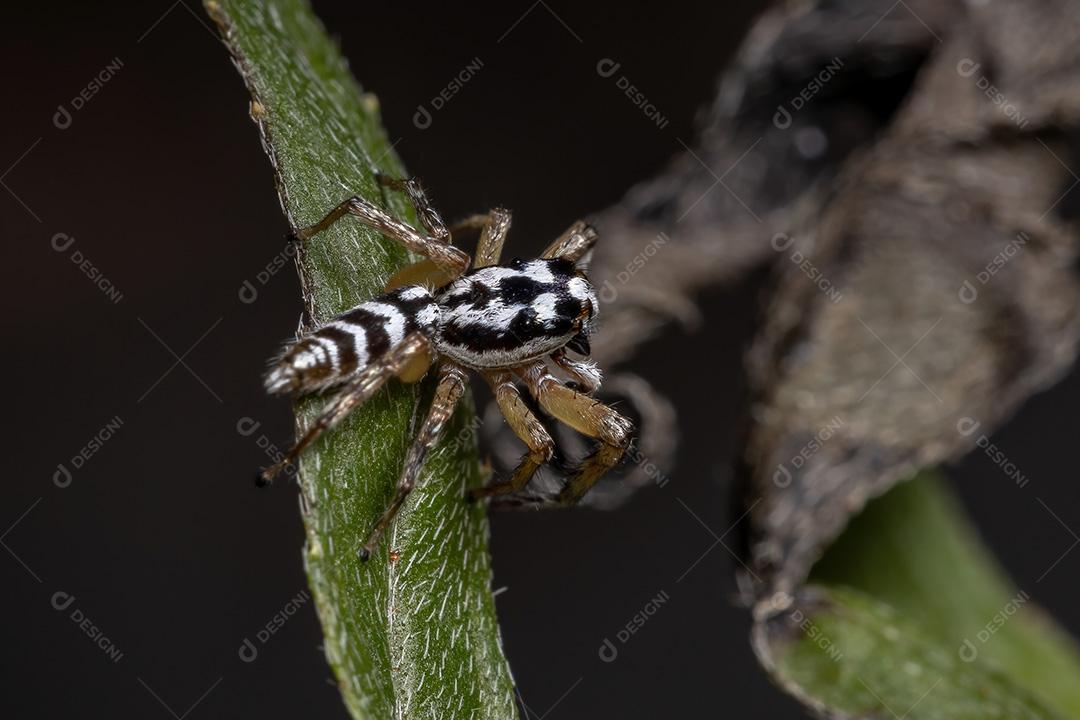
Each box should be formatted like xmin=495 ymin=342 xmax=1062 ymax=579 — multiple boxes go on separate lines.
xmin=5 ymin=1 xmax=1080 ymax=718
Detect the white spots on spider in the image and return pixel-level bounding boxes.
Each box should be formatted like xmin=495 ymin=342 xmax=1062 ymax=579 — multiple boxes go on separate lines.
xmin=365 ymin=301 xmax=409 ymax=347
xmin=438 ymin=261 xmax=559 ymax=306
xmin=531 ymin=291 xmax=561 ymax=320
xmin=326 ymin=320 xmax=370 ymax=365
xmin=567 ymin=275 xmax=598 ymax=317
xmin=441 ymin=292 xmax=564 ymax=331
xmin=415 ymin=303 xmax=440 ymax=330
xmin=448 ymin=260 xmax=558 ymax=286
xmin=264 ymin=366 xmax=292 ymax=394
xmin=397 ymin=285 xmax=431 ymax=301
xmin=393 ymin=285 xmax=440 ymax=332
xmin=309 ymin=335 xmax=341 ymax=368
xmin=442 ymin=297 xmax=519 ymax=329
xmin=515 ymin=259 xmax=558 ymax=284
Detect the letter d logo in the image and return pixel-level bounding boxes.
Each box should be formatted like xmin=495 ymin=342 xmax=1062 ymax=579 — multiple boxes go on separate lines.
xmin=51 ymin=233 xmax=75 ymax=252
xmin=238 ymin=279 xmax=258 ymax=304
xmin=236 ymin=417 xmax=262 ymax=437
xmin=956 ymin=59 xmax=980 ymax=78
xmin=598 ymin=280 xmax=619 ymax=304
xmin=238 ymin=638 xmax=259 ymax=663
xmin=956 ymin=416 xmax=981 ymax=437
xmin=958 ymin=280 xmax=978 ymax=304
xmin=773 ymin=105 xmax=792 ymax=130
xmin=596 ymin=58 xmax=621 ymax=78
xmin=413 ymin=105 xmax=432 ymax=130
xmin=53 ymin=463 xmax=73 ymax=488
xmin=52 ymin=591 xmax=76 ymax=611
xmin=53 ymin=104 xmax=73 ymax=130
xmin=773 ymin=464 xmax=792 ymax=488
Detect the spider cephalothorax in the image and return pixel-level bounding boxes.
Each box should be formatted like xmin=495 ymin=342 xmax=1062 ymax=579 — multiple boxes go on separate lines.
xmin=437 ymin=258 xmax=597 ymax=367
xmin=260 ymin=174 xmax=632 ymax=559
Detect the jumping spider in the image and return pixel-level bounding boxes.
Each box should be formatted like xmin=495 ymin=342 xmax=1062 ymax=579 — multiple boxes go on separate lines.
xmin=260 ymin=174 xmax=633 ymax=559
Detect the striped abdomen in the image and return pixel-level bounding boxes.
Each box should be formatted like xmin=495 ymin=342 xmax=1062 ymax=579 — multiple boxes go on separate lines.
xmin=265 ymin=285 xmax=439 ymax=395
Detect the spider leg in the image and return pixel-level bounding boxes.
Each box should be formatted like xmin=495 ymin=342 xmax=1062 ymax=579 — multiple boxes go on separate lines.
xmin=540 ymin=220 xmax=599 ymax=263
xmin=384 ymin=259 xmax=457 ymax=292
xmin=384 ymin=210 xmax=507 ymax=289
xmin=443 ymin=210 xmax=513 ymax=267
xmin=382 ymin=211 xmax=508 ymax=289
xmin=550 ymin=349 xmax=602 ymax=394
xmin=508 ymin=361 xmax=632 ymax=507
xmin=258 ymin=333 xmax=433 ymax=485
xmin=359 ymin=362 xmax=468 ymax=560
xmin=387 ymin=209 xmax=510 ymax=289
xmin=381 ymin=202 xmax=513 ymax=288
xmin=290 ymin=191 xmax=468 ymax=279
xmin=374 ymin=174 xmax=450 ymax=242
xmin=448 ymin=213 xmax=492 ymax=236
xmin=470 ymin=370 xmax=554 ymax=500
xmin=476 ymin=210 xmax=512 ymax=267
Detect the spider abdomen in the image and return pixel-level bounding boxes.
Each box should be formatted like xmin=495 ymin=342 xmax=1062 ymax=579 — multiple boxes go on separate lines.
xmin=265 ymin=285 xmax=439 ymax=395
xmin=435 ymin=258 xmax=597 ymax=368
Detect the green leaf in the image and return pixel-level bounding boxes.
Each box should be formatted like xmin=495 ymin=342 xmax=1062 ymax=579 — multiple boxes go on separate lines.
xmin=756 ymin=584 xmax=1063 ymax=720
xmin=204 ymin=2 xmax=516 ymax=718
xmin=755 ymin=473 xmax=1080 ymax=719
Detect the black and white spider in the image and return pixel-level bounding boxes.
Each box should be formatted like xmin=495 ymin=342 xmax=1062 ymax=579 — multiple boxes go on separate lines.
xmin=260 ymin=174 xmax=633 ymax=559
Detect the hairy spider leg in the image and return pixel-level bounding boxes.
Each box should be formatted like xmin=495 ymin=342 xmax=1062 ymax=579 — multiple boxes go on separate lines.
xmin=383 ymin=259 xmax=456 ymax=292
xmin=290 ymin=189 xmax=468 ymax=279
xmin=258 ymin=332 xmax=433 ymax=485
xmin=375 ymin=175 xmax=505 ymax=289
xmin=540 ymin=220 xmax=599 ymax=264
xmin=495 ymin=361 xmax=632 ymax=508
xmin=470 ymin=370 xmax=555 ymax=500
xmin=460 ymin=208 xmax=513 ymax=268
xmin=374 ymin=173 xmax=450 ymax=242
xmin=474 ymin=221 xmax=608 ymax=500
xmin=359 ymin=361 xmax=468 ymax=560
xmin=550 ymin=348 xmax=603 ymax=394
xmin=385 ymin=207 xmax=514 ymax=292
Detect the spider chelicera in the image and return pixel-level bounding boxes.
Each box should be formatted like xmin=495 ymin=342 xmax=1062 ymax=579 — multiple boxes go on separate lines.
xmin=259 ymin=174 xmax=633 ymax=559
